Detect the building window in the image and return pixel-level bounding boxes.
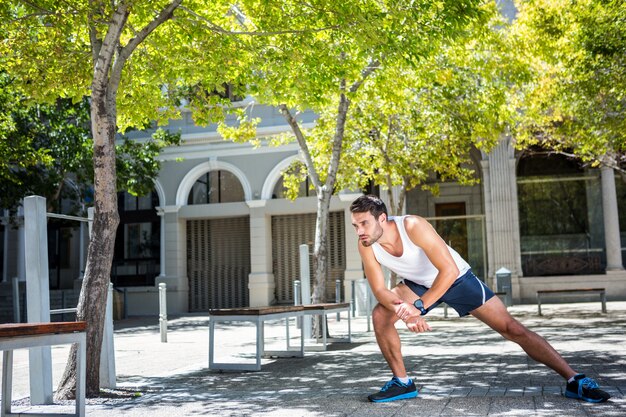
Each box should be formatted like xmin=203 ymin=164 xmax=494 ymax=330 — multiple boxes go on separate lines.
xmin=113 ymin=191 xmax=160 ymax=287
xmin=187 ymin=170 xmax=245 ymax=204
xmin=517 ymin=153 xmax=604 ymax=276
xmin=272 ymin=176 xmax=316 ymax=199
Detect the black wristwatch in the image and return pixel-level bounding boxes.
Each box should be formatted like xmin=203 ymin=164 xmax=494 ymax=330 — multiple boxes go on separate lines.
xmin=413 ymin=299 xmax=427 ymax=316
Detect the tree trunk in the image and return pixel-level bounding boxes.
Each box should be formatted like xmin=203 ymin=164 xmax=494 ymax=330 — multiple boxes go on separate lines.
xmin=55 ymin=85 xmax=119 ymax=400
xmin=384 ymin=183 xmax=407 ymax=288
xmin=311 ymin=187 xmax=332 ymax=304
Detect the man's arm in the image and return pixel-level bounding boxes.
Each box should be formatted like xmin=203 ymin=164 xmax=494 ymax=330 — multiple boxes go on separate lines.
xmin=358 ymin=240 xmax=431 ymax=333
xmin=406 ymin=216 xmax=459 ymax=308
xmin=358 ymin=242 xmax=401 ymax=311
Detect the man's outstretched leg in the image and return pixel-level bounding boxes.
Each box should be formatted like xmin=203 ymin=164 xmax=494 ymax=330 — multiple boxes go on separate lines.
xmin=470 ymin=296 xmax=610 ymax=403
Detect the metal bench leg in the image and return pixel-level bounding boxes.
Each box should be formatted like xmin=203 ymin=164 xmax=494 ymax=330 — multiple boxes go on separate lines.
xmin=209 ymin=319 xmax=215 ymax=368
xmin=601 ymin=291 xmax=607 ymax=313
xmin=256 ymin=319 xmax=264 ymax=371
xmin=348 ymin=310 xmax=352 ymax=343
xmin=322 ymin=314 xmax=327 ymax=350
xmin=285 ymin=317 xmax=291 ymax=350
xmin=2 ymin=350 xmax=13 ymax=417
xmin=537 ymin=294 xmax=543 ymax=316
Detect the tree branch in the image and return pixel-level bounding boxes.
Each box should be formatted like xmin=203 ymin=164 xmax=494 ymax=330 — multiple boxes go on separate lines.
xmin=88 ymin=0 xmax=103 ymax=67
xmin=325 ymin=83 xmax=350 ymax=190
xmin=92 ymin=2 xmax=129 ymax=94
xmin=278 ymin=104 xmax=322 ymax=189
xmin=108 ymin=0 xmax=182 ymax=102
xmin=349 ymin=59 xmax=381 ymax=93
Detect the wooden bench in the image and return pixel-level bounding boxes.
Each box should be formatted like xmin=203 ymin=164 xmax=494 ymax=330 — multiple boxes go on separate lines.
xmin=209 ymin=305 xmax=305 ymax=371
xmin=208 ymin=303 xmax=352 ymax=371
xmin=536 ymin=288 xmax=607 ymax=316
xmin=0 ymin=322 xmax=86 ymax=417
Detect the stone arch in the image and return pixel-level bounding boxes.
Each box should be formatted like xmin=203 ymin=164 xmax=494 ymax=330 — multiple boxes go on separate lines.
xmin=261 ymin=154 xmax=302 ymax=200
xmin=176 ymin=160 xmax=252 ymax=206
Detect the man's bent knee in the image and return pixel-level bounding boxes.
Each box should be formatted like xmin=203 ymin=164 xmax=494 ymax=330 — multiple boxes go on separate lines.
xmin=372 ymin=303 xmax=398 ymax=327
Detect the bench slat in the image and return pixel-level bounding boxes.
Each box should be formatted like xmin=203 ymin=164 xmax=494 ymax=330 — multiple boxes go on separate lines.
xmin=537 ymin=288 xmax=605 ymax=294
xmin=302 ymin=303 xmax=350 ymax=311
xmin=0 ymin=321 xmax=87 ymax=338
xmin=209 ymin=306 xmax=304 ymax=316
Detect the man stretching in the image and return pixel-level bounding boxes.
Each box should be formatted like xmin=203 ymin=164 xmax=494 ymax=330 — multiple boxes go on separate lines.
xmin=350 ymin=194 xmax=610 ymax=403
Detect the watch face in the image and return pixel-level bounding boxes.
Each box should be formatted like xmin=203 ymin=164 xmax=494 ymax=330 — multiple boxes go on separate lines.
xmin=414 ymin=300 xmax=424 ymax=308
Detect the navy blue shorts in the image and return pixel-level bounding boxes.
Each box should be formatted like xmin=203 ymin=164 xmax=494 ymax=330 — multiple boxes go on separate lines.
xmin=402 ymin=269 xmax=495 ymax=317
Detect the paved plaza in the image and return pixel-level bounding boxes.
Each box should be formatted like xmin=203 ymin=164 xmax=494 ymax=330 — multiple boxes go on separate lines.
xmin=2 ymin=301 xmax=625 ymax=416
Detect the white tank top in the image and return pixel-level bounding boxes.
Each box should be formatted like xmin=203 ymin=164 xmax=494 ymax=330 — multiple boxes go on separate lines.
xmin=372 ymin=216 xmax=471 ymax=288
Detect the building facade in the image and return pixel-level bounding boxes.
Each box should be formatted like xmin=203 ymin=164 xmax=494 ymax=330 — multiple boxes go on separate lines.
xmin=1 ymin=102 xmax=625 ymax=320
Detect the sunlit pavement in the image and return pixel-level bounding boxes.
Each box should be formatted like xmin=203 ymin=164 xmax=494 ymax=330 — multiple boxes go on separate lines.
xmin=3 ymin=301 xmax=625 ymax=416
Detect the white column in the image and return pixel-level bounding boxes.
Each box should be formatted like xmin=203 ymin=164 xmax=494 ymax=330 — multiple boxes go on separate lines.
xmin=23 ymin=195 xmax=53 ymax=405
xmin=481 ymin=137 xmax=523 ymax=283
xmin=155 ymin=205 xmax=188 ymax=314
xmin=601 ymin=166 xmax=624 ymax=271
xmin=247 ymin=200 xmax=275 ymax=307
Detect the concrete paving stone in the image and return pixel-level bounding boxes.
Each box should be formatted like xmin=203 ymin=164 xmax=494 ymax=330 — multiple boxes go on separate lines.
xmin=440 ymin=397 xmax=491 ymax=416
xmin=487 ymin=397 xmax=536 ymax=416
xmin=393 ymin=397 xmax=448 ymax=416
xmin=524 ymin=386 xmax=543 ymax=396
xmin=505 ymin=387 xmax=525 ymax=397
xmin=420 ymin=386 xmax=453 ymax=396
xmin=542 ymin=386 xmax=563 ymax=396
xmin=486 ymin=387 xmax=507 ymax=397
xmin=449 ymin=387 xmax=472 ymax=397
xmin=467 ymin=387 xmax=489 ymax=397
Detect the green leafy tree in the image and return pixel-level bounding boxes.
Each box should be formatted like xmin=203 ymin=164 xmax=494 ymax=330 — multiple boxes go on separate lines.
xmin=0 ymin=73 xmax=180 ymax=216
xmin=220 ymin=0 xmax=489 ymax=307
xmin=0 ymin=1 xmax=251 ymax=398
xmin=345 ymin=3 xmax=517 ymax=215
xmin=510 ymin=0 xmax=626 ymax=169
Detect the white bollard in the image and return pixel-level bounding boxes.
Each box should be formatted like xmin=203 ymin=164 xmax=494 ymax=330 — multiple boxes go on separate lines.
xmin=159 ymin=283 xmax=167 ymax=343
xmin=100 ymin=283 xmax=117 ymax=388
xmin=299 ymin=244 xmax=311 ymax=339
xmin=24 ymin=195 xmax=53 ymax=405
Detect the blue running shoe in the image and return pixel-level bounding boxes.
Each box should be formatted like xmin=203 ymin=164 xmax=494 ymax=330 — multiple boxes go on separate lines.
xmin=368 ymin=376 xmax=418 ymax=403
xmin=565 ymin=374 xmax=610 ymax=403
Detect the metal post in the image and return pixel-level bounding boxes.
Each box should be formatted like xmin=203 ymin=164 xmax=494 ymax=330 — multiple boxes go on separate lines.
xmin=24 ymin=195 xmax=53 ymax=405
xmin=351 ymin=280 xmax=356 ymax=317
xmin=159 ymin=283 xmax=168 ymax=343
xmin=100 ymin=283 xmax=116 ymax=388
xmin=294 ymin=280 xmax=301 ymax=329
xmin=335 ymin=279 xmax=341 ymax=321
xmin=12 ymin=277 xmax=20 ymax=323
xmin=299 ymin=244 xmax=311 ymax=339
xmin=293 ymin=280 xmax=301 ymax=305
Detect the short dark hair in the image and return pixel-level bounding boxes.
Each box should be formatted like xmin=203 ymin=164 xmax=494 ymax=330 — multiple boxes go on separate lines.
xmin=350 ymin=194 xmax=387 ymax=219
